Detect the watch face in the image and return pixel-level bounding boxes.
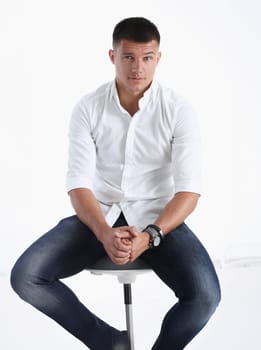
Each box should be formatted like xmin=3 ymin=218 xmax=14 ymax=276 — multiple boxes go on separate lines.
xmin=153 ymin=236 xmax=161 ymax=247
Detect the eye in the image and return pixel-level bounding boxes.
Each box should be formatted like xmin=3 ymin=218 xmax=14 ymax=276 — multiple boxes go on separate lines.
xmin=124 ymin=55 xmax=134 ymax=61
xmin=143 ymin=56 xmax=153 ymax=62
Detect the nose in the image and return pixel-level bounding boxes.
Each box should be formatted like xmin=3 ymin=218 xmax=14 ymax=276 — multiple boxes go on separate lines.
xmin=131 ymin=58 xmax=144 ymax=73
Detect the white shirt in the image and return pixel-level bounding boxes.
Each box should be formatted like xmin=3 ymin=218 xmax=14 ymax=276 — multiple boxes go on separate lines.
xmin=66 ymin=80 xmax=201 ymax=231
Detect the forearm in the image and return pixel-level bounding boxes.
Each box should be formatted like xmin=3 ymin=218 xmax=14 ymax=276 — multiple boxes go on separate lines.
xmin=154 ymin=192 xmax=200 ymax=234
xmin=68 ymin=188 xmax=110 ymax=240
xmin=130 ymin=192 xmax=199 ymax=262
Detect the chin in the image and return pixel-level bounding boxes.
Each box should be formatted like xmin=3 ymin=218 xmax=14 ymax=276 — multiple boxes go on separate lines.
xmin=129 ymin=82 xmax=147 ymax=93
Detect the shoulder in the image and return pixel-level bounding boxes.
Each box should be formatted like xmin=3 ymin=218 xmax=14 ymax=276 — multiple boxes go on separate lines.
xmin=156 ymin=82 xmax=192 ymax=111
xmin=75 ymin=81 xmax=113 ymax=112
xmin=70 ymin=81 xmax=113 ymax=125
xmin=69 ymin=81 xmax=113 ymax=130
xmin=155 ymin=82 xmax=197 ymax=127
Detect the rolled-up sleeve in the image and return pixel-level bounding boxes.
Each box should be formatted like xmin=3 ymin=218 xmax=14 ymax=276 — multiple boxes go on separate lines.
xmin=66 ymin=101 xmax=96 ymax=193
xmin=171 ymin=99 xmax=202 ymax=195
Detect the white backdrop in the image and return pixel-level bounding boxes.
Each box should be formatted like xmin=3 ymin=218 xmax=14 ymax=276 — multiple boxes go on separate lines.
xmin=1 ymin=1 xmax=261 ymax=349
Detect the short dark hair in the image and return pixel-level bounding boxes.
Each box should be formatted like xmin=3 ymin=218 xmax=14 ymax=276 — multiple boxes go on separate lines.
xmin=112 ymin=17 xmax=160 ymax=48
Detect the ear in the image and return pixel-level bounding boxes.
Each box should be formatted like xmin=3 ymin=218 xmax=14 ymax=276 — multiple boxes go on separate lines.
xmin=157 ymin=51 xmax=162 ymax=64
xmin=108 ymin=49 xmax=115 ymax=64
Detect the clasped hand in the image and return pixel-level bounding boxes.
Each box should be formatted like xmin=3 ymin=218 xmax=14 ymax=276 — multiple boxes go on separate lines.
xmin=100 ymin=226 xmax=150 ymax=265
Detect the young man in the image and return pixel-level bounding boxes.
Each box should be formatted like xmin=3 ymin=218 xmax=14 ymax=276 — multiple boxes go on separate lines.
xmin=11 ymin=17 xmax=221 ymax=350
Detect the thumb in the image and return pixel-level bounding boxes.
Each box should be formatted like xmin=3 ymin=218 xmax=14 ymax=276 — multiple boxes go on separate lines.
xmin=128 ymin=226 xmax=139 ymax=237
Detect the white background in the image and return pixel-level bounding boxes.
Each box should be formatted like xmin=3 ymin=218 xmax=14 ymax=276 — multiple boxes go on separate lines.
xmin=1 ymin=0 xmax=261 ymax=349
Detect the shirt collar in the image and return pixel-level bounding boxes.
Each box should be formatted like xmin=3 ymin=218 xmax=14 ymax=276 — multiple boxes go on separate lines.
xmin=111 ymin=79 xmax=159 ymax=111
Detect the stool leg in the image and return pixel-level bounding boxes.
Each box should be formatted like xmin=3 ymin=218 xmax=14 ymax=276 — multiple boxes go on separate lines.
xmin=123 ymin=283 xmax=135 ymax=350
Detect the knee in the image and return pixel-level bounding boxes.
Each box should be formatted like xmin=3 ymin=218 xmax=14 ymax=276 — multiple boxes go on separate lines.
xmin=10 ymin=257 xmax=51 ymax=311
xmin=10 ymin=259 xmax=25 ymax=296
xmin=196 ymin=280 xmax=221 ymax=320
xmin=10 ymin=256 xmax=34 ymax=300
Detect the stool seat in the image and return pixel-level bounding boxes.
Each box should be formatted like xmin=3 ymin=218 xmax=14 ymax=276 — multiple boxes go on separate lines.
xmin=89 ymin=256 xmax=151 ymax=283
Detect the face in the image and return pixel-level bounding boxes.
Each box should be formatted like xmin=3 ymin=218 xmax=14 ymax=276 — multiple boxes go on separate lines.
xmin=109 ymin=39 xmax=161 ymax=97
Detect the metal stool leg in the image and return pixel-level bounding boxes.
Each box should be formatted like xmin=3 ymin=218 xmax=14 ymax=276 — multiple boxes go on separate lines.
xmin=88 ymin=257 xmax=151 ymax=349
xmin=123 ymin=283 xmax=135 ymax=350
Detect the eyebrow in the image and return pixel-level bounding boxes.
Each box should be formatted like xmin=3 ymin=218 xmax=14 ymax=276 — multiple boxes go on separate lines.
xmin=122 ymin=51 xmax=156 ymax=55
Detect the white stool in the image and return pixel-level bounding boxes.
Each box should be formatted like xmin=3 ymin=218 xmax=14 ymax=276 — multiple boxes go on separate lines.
xmin=88 ymin=256 xmax=151 ymax=350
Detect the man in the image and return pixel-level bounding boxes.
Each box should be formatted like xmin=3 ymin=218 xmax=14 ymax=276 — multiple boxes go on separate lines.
xmin=11 ymin=17 xmax=221 ymax=350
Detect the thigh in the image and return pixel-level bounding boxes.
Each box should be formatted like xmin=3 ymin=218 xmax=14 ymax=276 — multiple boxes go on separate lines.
xmin=142 ymin=223 xmax=220 ymax=300
xmin=14 ymin=215 xmax=106 ymax=281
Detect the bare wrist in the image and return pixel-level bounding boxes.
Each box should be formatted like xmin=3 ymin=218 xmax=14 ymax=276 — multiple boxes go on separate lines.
xmin=93 ymin=221 xmax=111 ymax=241
xmin=141 ymin=231 xmax=150 ymax=250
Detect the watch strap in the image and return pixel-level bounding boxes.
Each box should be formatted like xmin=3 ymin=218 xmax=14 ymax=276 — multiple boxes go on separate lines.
xmin=145 ymin=224 xmax=164 ymax=239
xmin=143 ymin=224 xmax=164 ymax=248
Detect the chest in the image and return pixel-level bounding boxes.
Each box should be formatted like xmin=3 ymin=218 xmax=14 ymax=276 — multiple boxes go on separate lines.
xmin=92 ymin=101 xmax=174 ymax=164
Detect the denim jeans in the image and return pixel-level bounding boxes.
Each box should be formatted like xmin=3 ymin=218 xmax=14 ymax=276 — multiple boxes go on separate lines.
xmin=11 ymin=213 xmax=221 ymax=350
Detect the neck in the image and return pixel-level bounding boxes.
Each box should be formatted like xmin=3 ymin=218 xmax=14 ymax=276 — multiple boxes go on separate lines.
xmin=119 ymin=94 xmax=140 ymax=116
xmin=115 ymin=82 xmax=149 ymax=116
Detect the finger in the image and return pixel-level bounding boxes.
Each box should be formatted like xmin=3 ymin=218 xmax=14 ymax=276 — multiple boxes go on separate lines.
xmin=121 ymin=238 xmax=132 ymax=246
xmin=108 ymin=252 xmax=130 ymax=265
xmin=107 ymin=246 xmax=130 ymax=260
xmin=128 ymin=226 xmax=139 ymax=237
xmin=110 ymin=250 xmax=131 ymax=263
xmin=114 ymin=236 xmax=131 ymax=248
xmin=113 ymin=250 xmax=131 ymax=259
xmin=129 ymin=251 xmax=139 ymax=263
xmin=112 ymin=240 xmax=131 ymax=255
xmin=112 ymin=256 xmax=131 ymax=265
xmin=114 ymin=230 xmax=133 ymax=239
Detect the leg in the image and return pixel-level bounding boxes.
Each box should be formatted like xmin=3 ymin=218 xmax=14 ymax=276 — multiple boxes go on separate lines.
xmin=142 ymin=223 xmax=221 ymax=350
xmin=10 ymin=215 xmax=126 ymax=350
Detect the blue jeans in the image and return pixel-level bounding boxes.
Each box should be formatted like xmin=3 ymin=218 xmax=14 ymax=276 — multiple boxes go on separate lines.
xmin=10 ymin=213 xmax=221 ymax=349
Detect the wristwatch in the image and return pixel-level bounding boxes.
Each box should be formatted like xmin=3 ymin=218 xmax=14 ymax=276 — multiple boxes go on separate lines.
xmin=143 ymin=224 xmax=164 ymax=248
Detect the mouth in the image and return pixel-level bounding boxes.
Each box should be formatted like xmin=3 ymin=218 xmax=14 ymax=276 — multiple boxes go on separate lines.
xmin=128 ymin=76 xmax=145 ymax=81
